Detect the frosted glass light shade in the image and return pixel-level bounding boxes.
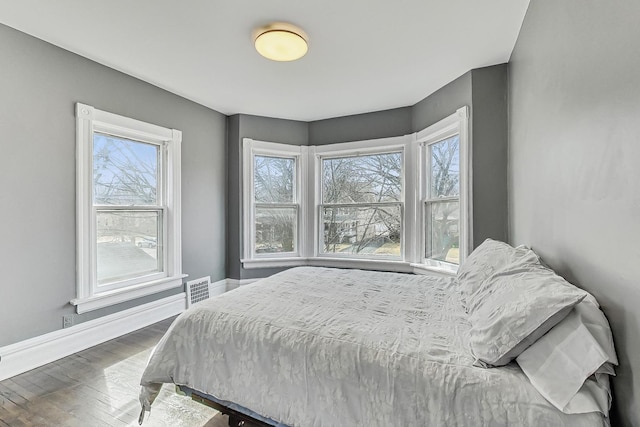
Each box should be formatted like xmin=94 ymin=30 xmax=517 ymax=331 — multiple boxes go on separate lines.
xmin=254 ymin=24 xmax=308 ymax=62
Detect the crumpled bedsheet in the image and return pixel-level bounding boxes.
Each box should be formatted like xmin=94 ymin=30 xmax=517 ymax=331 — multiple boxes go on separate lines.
xmin=140 ymin=266 xmax=606 ymax=426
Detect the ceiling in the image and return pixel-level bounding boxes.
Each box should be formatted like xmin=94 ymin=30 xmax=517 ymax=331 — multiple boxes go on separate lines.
xmin=0 ymin=0 xmax=530 ymax=121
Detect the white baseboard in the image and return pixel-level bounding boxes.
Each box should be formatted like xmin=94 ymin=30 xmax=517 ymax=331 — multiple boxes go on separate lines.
xmin=209 ymin=279 xmax=227 ymax=297
xmin=225 ymin=277 xmax=261 ymax=291
xmin=0 ymin=292 xmax=186 ymax=381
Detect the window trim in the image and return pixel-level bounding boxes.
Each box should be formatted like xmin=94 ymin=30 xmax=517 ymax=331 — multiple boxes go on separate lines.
xmin=241 ymin=139 xmax=308 ymax=266
xmin=73 ymin=103 xmax=184 ymax=314
xmin=415 ymin=106 xmax=472 ymax=273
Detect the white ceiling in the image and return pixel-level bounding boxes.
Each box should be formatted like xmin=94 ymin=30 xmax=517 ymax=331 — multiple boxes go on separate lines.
xmin=0 ymin=0 xmax=530 ymax=121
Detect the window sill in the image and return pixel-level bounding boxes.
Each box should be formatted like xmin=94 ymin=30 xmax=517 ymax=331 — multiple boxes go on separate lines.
xmin=242 ymin=257 xmax=460 ymax=277
xmin=71 ymin=274 xmax=187 ymax=314
xmin=410 ymin=263 xmax=457 ymax=277
xmin=242 ymin=256 xmax=414 ymax=273
xmin=241 ymin=257 xmax=309 ymax=269
xmin=308 ymin=257 xmax=411 ymax=273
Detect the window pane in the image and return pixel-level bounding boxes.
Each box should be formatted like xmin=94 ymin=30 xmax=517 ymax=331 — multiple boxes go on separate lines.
xmin=430 ymin=135 xmax=460 ymax=198
xmin=426 ymin=201 xmax=459 ymax=264
xmin=322 ymin=152 xmax=402 ymax=204
xmin=255 ymin=207 xmax=297 ymax=254
xmin=97 ymin=211 xmax=163 ymax=284
xmin=254 ymin=156 xmax=295 ymax=203
xmin=322 ymin=205 xmax=401 ymax=256
xmin=93 ymin=133 xmax=159 ymax=205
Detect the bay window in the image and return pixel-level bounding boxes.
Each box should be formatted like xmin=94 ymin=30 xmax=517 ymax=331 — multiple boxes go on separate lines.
xmin=241 ymin=106 xmax=470 ymax=274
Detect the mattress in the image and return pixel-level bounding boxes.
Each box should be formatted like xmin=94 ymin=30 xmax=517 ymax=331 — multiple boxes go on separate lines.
xmin=139 ymin=266 xmax=606 ymax=426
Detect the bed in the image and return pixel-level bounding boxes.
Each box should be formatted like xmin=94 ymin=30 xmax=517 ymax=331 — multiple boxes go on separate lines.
xmin=139 ymin=241 xmax=616 ymax=426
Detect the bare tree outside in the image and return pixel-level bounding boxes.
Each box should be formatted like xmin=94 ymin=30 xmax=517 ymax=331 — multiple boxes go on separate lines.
xmin=93 ymin=133 xmax=158 ymax=205
xmin=321 ymin=152 xmax=402 ymax=256
xmin=253 ymin=156 xmax=294 ymax=204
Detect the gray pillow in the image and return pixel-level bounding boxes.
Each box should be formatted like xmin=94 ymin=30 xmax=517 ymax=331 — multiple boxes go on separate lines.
xmin=468 ymin=262 xmax=587 ymax=367
xmin=457 ymin=239 xmax=539 ymax=309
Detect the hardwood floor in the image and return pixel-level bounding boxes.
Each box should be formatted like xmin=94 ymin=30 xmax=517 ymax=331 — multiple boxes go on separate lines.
xmin=0 ymin=317 xmax=229 ymax=427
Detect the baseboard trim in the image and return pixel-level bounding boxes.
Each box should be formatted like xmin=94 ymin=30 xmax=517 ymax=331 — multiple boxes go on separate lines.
xmin=225 ymin=278 xmax=262 ymax=291
xmin=0 ymin=292 xmax=186 ymax=381
xmin=210 ymin=279 xmax=227 ymax=297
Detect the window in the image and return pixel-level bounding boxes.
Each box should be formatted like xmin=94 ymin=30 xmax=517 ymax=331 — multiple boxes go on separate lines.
xmin=319 ymin=151 xmax=403 ymax=259
xmin=74 ymin=103 xmax=183 ymax=313
xmin=417 ymin=106 xmax=471 ymax=272
xmin=240 ymin=108 xmax=470 ymax=275
xmin=243 ymin=140 xmax=306 ymax=265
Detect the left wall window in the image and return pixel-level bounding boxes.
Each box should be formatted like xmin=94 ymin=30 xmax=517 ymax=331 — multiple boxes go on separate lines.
xmin=73 ymin=103 xmax=184 ymax=313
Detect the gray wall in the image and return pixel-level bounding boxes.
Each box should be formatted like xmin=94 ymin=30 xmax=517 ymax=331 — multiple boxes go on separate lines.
xmin=0 ymin=24 xmax=226 ymax=347
xmin=470 ymin=65 xmax=509 ymax=245
xmin=508 ymin=1 xmax=640 ymax=425
xmin=226 ymin=115 xmax=242 ymax=280
xmin=412 ymin=71 xmax=472 ymax=132
xmin=309 ymin=107 xmax=412 ymax=145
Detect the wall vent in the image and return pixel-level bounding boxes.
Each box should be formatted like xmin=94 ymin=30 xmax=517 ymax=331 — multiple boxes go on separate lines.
xmin=186 ymin=276 xmax=211 ymax=307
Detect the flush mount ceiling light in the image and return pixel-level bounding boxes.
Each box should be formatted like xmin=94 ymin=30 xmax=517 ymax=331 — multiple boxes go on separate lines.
xmin=253 ymin=23 xmax=308 ymax=62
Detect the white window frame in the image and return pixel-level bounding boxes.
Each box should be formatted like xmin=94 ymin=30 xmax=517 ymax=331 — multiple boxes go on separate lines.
xmin=73 ymin=103 xmax=184 ymax=313
xmin=413 ymin=106 xmax=472 ymax=274
xmin=311 ymin=136 xmax=414 ymax=266
xmin=241 ymin=139 xmax=308 ymax=269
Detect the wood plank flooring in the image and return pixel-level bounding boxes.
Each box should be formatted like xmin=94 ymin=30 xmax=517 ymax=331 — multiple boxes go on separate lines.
xmin=0 ymin=317 xmax=229 ymax=427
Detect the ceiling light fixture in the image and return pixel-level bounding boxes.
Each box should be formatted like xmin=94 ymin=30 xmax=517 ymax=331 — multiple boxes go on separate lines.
xmin=253 ymin=23 xmax=308 ymax=62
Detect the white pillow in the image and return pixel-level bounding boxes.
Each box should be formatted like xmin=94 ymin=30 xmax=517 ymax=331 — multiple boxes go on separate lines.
xmin=457 ymin=239 xmax=539 ymax=310
xmin=563 ymin=374 xmax=611 ymax=416
xmin=516 ymin=296 xmax=618 ymax=415
xmin=468 ymin=262 xmax=587 ymax=366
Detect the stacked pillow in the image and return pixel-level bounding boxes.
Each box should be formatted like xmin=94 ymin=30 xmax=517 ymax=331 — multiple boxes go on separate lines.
xmin=459 ymin=239 xmax=618 ymax=416
xmin=516 ymin=294 xmax=617 ymax=414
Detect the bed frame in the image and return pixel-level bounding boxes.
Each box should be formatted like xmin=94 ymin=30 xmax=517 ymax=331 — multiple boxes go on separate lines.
xmin=184 ymin=388 xmax=275 ymax=427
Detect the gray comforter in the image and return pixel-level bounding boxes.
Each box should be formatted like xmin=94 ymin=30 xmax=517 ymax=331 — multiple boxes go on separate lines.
xmin=139 ymin=266 xmax=605 ymax=426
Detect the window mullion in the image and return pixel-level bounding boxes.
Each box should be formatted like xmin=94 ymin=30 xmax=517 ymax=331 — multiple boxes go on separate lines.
xmin=423 ymin=196 xmax=459 ymax=204
xmin=254 ymin=203 xmax=298 ymax=209
xmin=320 ymin=202 xmax=402 ymax=209
xmin=94 ymin=205 xmax=163 ymax=211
